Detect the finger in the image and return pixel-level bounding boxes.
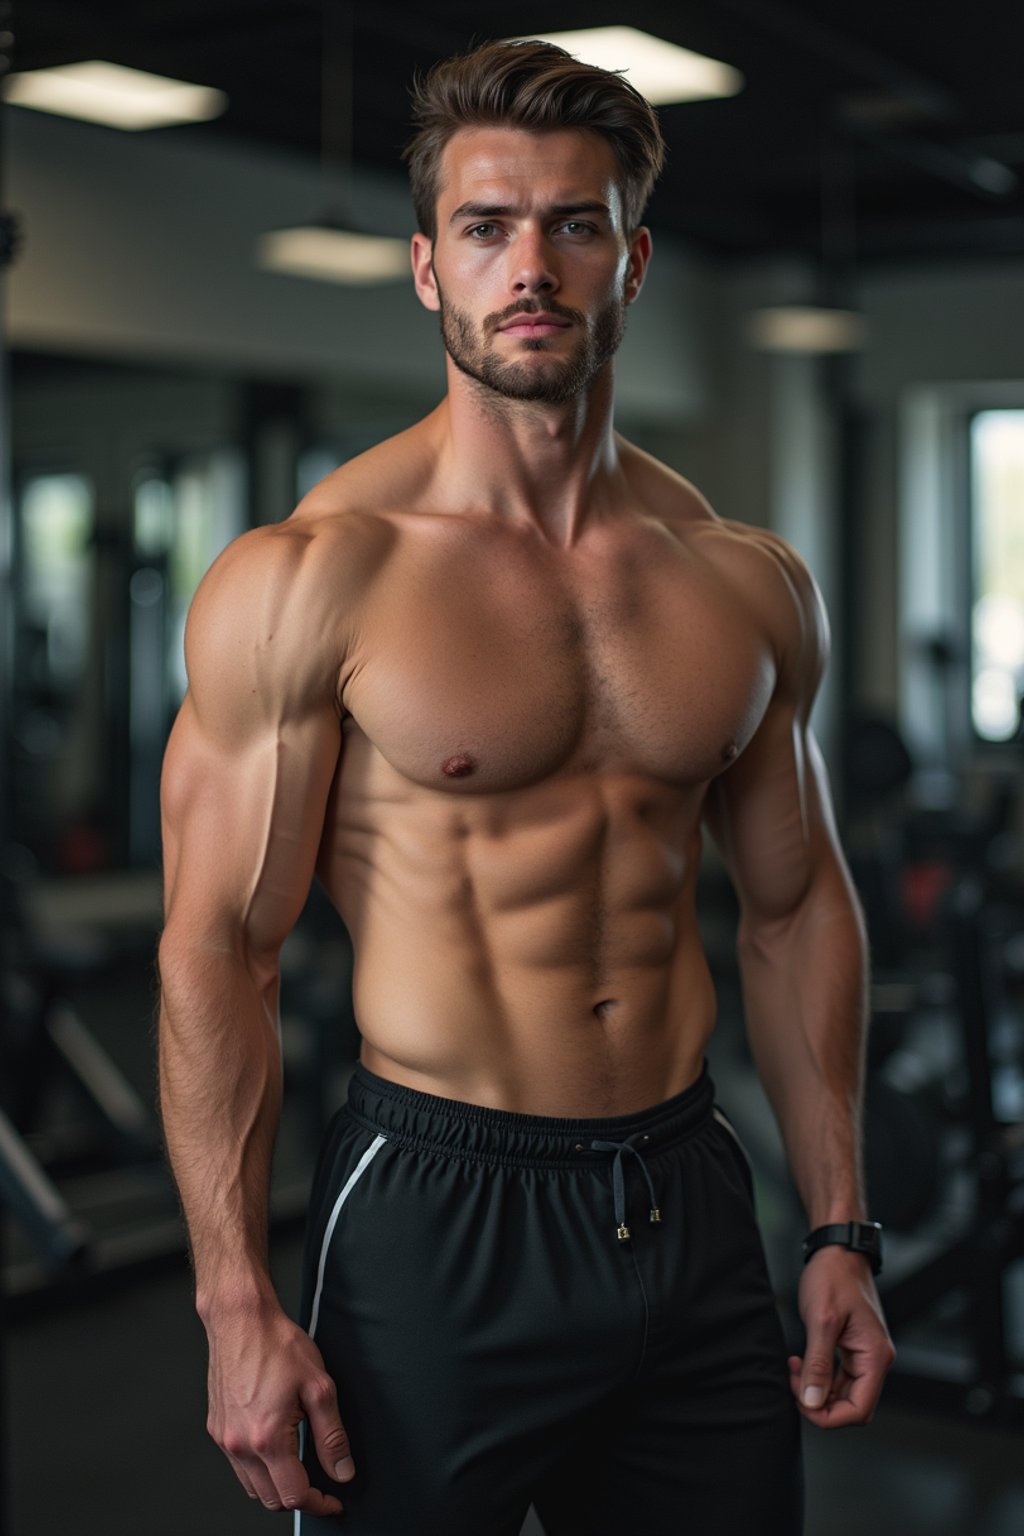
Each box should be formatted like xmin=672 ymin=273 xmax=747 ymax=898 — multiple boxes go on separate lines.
xmin=834 ymin=1350 xmax=891 ymax=1421
xmin=261 ymin=1448 xmax=345 ymax=1518
xmin=224 ymin=1452 xmax=260 ymax=1501
xmin=303 ymin=1373 xmax=356 ymax=1483
xmin=264 ymin=1458 xmax=344 ymax=1518
xmin=253 ymin=1449 xmax=342 ymax=1523
xmin=238 ymin=1457 xmax=288 ymax=1512
xmin=795 ymin=1393 xmax=874 ymax=1429
xmin=263 ymin=1421 xmax=346 ymax=1517
xmin=239 ymin=1421 xmax=307 ymax=1512
xmin=790 ymin=1353 xmax=849 ymax=1397
xmin=789 ymin=1356 xmax=885 ymax=1428
xmin=796 ymin=1312 xmax=843 ymax=1411
xmin=292 ymin=1487 xmax=346 ymax=1517
xmin=216 ymin=1429 xmax=279 ymax=1506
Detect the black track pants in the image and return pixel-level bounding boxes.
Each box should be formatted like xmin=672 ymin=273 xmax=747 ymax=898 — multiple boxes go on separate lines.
xmin=295 ymin=1060 xmax=802 ymax=1535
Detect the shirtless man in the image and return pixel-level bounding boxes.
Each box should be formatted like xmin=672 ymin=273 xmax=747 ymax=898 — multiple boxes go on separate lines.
xmin=158 ymin=38 xmax=894 ymax=1536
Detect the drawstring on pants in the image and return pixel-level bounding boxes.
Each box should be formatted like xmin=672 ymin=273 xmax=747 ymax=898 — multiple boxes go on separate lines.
xmin=582 ymin=1132 xmax=663 ymax=1241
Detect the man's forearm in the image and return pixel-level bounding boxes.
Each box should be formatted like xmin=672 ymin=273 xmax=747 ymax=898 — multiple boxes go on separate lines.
xmin=158 ymin=936 xmax=284 ymax=1317
xmin=741 ymin=872 xmax=896 ymax=1426
xmin=736 ymin=872 xmax=870 ymax=1227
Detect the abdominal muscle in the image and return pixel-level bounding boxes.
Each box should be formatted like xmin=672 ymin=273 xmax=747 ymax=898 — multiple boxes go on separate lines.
xmin=318 ymin=751 xmax=718 ymax=1117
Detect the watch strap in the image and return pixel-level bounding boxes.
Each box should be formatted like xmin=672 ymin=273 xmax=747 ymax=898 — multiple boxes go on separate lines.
xmin=802 ymin=1220 xmax=883 ymax=1275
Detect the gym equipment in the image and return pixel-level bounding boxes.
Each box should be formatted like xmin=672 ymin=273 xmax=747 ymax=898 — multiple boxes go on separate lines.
xmin=0 ymin=1109 xmax=89 ymax=1275
xmin=879 ymin=871 xmax=1024 ymax=1420
xmin=0 ymin=856 xmax=165 ymax=1292
xmin=826 ymin=709 xmax=1024 ymax=1418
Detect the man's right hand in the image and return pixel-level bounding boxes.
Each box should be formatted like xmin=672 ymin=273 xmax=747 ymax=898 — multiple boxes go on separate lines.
xmin=205 ymin=1301 xmax=355 ymax=1516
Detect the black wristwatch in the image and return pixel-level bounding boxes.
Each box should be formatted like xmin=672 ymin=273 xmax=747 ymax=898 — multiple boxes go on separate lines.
xmin=802 ymin=1220 xmax=884 ymax=1275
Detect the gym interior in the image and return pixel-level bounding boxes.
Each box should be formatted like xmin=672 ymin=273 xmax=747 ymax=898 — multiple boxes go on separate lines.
xmin=2 ymin=4 xmax=1023 ymax=1533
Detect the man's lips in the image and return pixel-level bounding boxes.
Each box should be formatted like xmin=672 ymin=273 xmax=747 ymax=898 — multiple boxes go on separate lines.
xmin=497 ymin=315 xmax=572 ymax=337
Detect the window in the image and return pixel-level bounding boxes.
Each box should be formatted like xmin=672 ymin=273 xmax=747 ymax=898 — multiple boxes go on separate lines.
xmin=18 ymin=472 xmax=95 ymax=700
xmin=970 ymin=410 xmax=1024 ymax=743
xmin=9 ymin=473 xmax=98 ymax=865
xmin=128 ymin=450 xmax=246 ymax=863
xmin=135 ymin=449 xmax=246 ymax=706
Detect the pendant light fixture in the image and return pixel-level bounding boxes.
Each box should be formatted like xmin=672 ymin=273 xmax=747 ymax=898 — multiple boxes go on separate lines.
xmin=256 ymin=0 xmax=408 ymax=286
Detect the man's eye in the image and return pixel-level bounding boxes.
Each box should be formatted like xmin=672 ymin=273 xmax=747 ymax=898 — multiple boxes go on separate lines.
xmin=469 ymin=223 xmax=498 ymax=238
xmin=560 ymin=221 xmax=594 ymax=237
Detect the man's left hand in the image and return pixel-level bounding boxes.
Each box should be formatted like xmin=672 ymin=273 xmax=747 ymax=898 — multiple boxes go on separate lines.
xmin=788 ymin=1245 xmax=895 ymax=1428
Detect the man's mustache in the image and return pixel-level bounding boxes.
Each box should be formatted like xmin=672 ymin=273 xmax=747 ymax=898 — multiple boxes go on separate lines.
xmin=486 ymin=299 xmax=584 ymax=333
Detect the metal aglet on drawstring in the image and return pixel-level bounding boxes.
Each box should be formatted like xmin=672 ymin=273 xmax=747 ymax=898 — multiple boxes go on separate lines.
xmin=589 ymin=1133 xmax=663 ymax=1243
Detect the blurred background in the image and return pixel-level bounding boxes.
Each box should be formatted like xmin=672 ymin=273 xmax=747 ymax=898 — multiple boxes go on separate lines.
xmin=1 ymin=2 xmax=1023 ymax=1533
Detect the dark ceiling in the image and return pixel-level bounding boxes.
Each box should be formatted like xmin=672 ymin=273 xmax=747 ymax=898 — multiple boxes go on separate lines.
xmin=13 ymin=0 xmax=1024 ymax=272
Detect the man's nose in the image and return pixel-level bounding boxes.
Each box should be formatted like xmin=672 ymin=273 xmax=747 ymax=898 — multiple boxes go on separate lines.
xmin=509 ymin=229 xmax=558 ymax=295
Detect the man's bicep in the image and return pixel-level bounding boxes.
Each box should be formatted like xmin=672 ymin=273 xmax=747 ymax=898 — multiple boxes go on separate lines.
xmin=160 ymin=530 xmax=343 ymax=964
xmin=700 ymin=527 xmax=852 ymax=932
xmin=702 ymin=691 xmax=844 ymax=939
xmin=161 ymin=699 xmax=341 ymax=959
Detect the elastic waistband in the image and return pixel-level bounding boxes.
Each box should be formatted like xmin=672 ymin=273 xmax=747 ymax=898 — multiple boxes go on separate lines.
xmin=344 ymin=1060 xmax=715 ymax=1170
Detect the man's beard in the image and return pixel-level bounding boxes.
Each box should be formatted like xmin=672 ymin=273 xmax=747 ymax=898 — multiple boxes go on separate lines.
xmin=436 ymin=285 xmax=627 ymax=405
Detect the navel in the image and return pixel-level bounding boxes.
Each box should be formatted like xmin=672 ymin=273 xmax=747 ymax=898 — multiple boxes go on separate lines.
xmin=442 ymin=753 xmax=477 ymax=779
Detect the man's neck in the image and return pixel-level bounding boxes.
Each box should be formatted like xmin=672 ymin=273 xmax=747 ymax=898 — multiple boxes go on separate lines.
xmin=434 ymin=360 xmax=624 ymax=548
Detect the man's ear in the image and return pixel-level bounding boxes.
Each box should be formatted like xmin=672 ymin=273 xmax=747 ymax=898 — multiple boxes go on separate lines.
xmin=411 ymin=233 xmax=440 ymax=312
xmin=624 ymin=226 xmax=652 ymax=305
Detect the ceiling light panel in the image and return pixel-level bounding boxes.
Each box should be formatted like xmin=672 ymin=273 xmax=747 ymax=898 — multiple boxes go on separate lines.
xmin=521 ymin=27 xmax=743 ymax=105
xmin=3 ymin=61 xmax=227 ymax=130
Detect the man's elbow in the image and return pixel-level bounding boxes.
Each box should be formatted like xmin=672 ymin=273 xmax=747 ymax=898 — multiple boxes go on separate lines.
xmin=736 ymin=854 xmax=866 ymax=962
xmin=157 ymin=920 xmax=281 ymax=1007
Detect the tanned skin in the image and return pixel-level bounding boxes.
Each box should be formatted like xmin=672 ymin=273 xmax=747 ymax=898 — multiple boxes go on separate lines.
xmin=158 ymin=125 xmax=894 ymax=1518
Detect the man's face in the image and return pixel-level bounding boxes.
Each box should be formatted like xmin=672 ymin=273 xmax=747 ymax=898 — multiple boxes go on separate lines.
xmin=411 ymin=127 xmax=650 ymax=405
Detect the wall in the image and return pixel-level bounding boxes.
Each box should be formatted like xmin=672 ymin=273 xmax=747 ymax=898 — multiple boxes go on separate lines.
xmin=10 ymin=101 xmax=1024 ymax=770
xmin=6 ymin=106 xmax=709 ymax=424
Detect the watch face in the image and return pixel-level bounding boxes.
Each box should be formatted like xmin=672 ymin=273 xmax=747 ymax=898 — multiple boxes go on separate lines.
xmin=853 ymin=1222 xmax=883 ymax=1266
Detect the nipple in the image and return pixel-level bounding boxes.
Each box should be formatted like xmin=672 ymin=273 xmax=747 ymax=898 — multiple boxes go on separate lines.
xmin=721 ymin=741 xmax=739 ymax=764
xmin=442 ymin=754 xmax=477 ymax=779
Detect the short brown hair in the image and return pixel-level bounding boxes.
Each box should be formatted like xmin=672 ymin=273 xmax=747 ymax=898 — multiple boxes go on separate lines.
xmin=403 ymin=39 xmax=666 ymax=240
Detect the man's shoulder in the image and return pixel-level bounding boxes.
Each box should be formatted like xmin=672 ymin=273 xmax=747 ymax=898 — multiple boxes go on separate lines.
xmin=188 ymin=417 xmax=440 ymax=669
xmin=183 ymin=501 xmax=391 ymax=706
xmin=697 ymin=519 xmax=830 ymax=695
xmin=693 ymin=514 xmax=813 ymax=583
xmin=200 ymin=440 xmax=415 ymax=617
xmin=190 ymin=515 xmax=376 ymax=626
xmin=715 ymin=521 xmax=827 ymax=633
xmin=619 ymin=437 xmax=818 ymax=599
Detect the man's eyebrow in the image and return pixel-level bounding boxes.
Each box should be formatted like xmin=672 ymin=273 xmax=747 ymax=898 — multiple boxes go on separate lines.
xmin=449 ymin=202 xmax=515 ymax=224
xmin=448 ymin=200 xmax=612 ymax=225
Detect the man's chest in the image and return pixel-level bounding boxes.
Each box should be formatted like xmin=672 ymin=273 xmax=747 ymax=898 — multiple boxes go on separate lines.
xmin=339 ymin=519 xmax=778 ymax=794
